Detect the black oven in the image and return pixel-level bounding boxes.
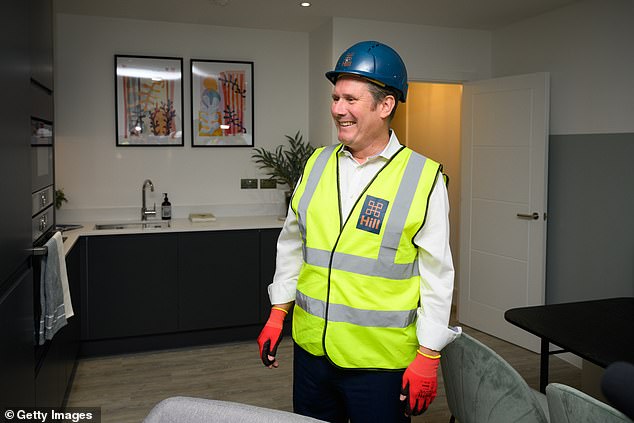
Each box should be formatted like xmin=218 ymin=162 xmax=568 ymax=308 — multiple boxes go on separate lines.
xmin=31 ymin=118 xmax=54 ymax=193
xmin=31 ymin=118 xmax=54 ymax=244
xmin=32 ymin=187 xmax=54 ymax=243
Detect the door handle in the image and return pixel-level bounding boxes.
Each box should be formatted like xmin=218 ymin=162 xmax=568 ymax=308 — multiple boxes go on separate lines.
xmin=517 ymin=212 xmax=540 ymax=220
xmin=27 ymin=246 xmax=48 ymax=256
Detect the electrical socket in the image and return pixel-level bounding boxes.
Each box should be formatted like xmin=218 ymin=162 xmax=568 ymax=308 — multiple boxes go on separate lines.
xmin=240 ymin=178 xmax=258 ymax=189
xmin=259 ymin=179 xmax=277 ymax=189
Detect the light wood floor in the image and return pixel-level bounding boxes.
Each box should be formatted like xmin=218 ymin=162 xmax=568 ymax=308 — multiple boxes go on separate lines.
xmin=67 ymin=325 xmax=581 ymax=422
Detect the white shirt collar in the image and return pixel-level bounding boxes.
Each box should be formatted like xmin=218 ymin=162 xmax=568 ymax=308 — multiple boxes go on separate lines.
xmin=339 ymin=130 xmax=403 ymax=163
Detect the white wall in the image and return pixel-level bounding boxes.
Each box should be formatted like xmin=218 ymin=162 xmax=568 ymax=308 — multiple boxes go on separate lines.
xmin=491 ymin=0 xmax=634 ymax=369
xmin=308 ymin=21 xmax=334 ymax=148
xmin=492 ymin=0 xmax=634 ymax=135
xmin=55 ymin=14 xmax=309 ymax=221
xmin=310 ymin=17 xmax=491 ymax=145
xmin=56 ymin=14 xmax=493 ymax=222
xmin=331 ymin=18 xmax=492 ymax=83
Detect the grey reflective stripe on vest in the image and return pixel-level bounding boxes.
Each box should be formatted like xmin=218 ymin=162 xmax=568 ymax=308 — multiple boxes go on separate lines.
xmin=379 ymin=151 xmax=427 ymax=273
xmin=304 ymin=247 xmax=418 ymax=279
xmin=296 ymin=290 xmax=417 ymax=328
xmin=297 ymin=146 xmax=427 ymax=280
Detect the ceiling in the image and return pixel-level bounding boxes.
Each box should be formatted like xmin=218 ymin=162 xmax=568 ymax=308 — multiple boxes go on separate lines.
xmin=54 ymin=0 xmax=580 ymax=32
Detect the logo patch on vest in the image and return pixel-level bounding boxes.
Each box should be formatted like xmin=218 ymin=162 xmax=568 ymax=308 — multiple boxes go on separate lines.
xmin=356 ymin=195 xmax=389 ymax=234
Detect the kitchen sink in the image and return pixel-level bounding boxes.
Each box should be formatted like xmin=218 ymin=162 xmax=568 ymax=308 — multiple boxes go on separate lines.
xmin=93 ymin=220 xmax=171 ymax=230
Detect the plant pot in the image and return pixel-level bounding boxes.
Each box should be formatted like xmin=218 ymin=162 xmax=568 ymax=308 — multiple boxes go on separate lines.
xmin=279 ymin=190 xmax=292 ymax=221
xmin=284 ymin=190 xmax=292 ymax=211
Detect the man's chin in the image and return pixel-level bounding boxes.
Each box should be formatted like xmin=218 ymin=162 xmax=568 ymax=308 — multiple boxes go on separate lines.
xmin=336 ymin=130 xmax=354 ymax=145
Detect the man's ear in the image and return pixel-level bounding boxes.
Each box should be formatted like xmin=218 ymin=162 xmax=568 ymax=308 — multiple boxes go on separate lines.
xmin=380 ymin=95 xmax=396 ymax=119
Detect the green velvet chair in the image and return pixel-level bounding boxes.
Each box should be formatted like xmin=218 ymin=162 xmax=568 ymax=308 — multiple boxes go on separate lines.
xmin=440 ymin=332 xmax=549 ymax=423
xmin=546 ymin=383 xmax=632 ymax=423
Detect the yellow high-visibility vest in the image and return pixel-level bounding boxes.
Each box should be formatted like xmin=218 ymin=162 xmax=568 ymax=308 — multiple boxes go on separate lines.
xmin=291 ymin=143 xmax=441 ymax=369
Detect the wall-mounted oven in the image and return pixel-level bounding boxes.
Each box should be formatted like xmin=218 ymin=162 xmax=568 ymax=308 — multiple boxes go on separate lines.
xmin=30 ymin=118 xmax=54 ymax=244
xmin=32 ymin=186 xmax=54 ymax=243
xmin=31 ymin=118 xmax=54 ymax=193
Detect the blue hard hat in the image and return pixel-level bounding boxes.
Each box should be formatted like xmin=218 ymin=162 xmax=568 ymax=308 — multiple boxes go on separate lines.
xmin=326 ymin=41 xmax=408 ymax=102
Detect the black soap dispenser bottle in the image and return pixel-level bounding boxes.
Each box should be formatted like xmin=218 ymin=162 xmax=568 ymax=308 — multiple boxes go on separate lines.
xmin=161 ymin=193 xmax=172 ymax=220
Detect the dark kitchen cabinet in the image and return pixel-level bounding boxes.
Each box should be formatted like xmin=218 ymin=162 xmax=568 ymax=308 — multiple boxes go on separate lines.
xmin=1 ymin=0 xmax=32 ymax=287
xmin=29 ymin=0 xmax=54 ymax=91
xmin=79 ymin=227 xmax=281 ymax=353
xmin=34 ymin=241 xmax=82 ymax=408
xmin=59 ymin=241 xmax=82 ymax=394
xmin=1 ymin=0 xmax=39 ymax=410
xmin=0 ymin=269 xmax=35 ymax=408
xmin=2 ymin=0 xmax=58 ymax=409
xmin=34 ymin=337 xmax=64 ymax=407
xmin=35 ymin=326 xmax=78 ymax=408
xmin=30 ymin=83 xmax=54 ymax=122
xmin=178 ymin=230 xmax=260 ymax=331
xmin=84 ymin=234 xmax=178 ymax=339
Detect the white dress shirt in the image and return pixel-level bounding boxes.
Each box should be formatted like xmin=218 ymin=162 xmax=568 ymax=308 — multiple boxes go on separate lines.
xmin=268 ymin=131 xmax=461 ymax=352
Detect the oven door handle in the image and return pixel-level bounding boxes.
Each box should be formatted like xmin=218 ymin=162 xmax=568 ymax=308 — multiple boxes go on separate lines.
xmin=28 ymin=246 xmax=48 ymax=257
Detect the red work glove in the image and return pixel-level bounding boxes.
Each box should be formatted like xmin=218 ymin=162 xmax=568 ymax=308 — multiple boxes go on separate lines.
xmin=400 ymin=351 xmax=440 ymax=416
xmin=257 ymin=307 xmax=287 ymax=368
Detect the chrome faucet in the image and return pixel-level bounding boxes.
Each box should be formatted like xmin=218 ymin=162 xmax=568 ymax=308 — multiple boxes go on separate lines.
xmin=141 ymin=179 xmax=156 ymax=220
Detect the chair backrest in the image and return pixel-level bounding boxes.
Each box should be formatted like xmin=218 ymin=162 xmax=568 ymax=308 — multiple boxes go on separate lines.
xmin=440 ymin=332 xmax=549 ymax=423
xmin=143 ymin=396 xmax=327 ymax=423
xmin=546 ymin=383 xmax=632 ymax=423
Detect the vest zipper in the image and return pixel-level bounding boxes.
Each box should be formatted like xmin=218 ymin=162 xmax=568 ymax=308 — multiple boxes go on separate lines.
xmin=321 ymin=146 xmax=407 ymax=368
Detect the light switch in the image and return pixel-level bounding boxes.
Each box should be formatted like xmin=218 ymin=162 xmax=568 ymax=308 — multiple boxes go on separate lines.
xmin=241 ymin=178 xmax=258 ymax=189
xmin=260 ymin=179 xmax=277 ymax=189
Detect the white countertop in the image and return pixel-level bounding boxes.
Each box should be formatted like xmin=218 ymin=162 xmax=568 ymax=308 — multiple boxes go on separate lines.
xmin=60 ymin=215 xmax=285 ymax=254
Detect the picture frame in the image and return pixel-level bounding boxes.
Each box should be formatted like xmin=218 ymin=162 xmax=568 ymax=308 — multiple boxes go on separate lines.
xmin=190 ymin=59 xmax=254 ymax=147
xmin=115 ymin=55 xmax=184 ymax=146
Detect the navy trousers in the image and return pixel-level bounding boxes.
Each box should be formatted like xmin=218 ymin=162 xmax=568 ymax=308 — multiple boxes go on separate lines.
xmin=293 ymin=343 xmax=411 ymax=423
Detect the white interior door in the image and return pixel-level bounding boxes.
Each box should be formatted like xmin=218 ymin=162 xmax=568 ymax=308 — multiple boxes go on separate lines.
xmin=458 ymin=72 xmax=549 ymax=352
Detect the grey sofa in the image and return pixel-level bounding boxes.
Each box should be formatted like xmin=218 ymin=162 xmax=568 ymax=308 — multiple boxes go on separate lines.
xmin=143 ymin=396 xmax=327 ymax=423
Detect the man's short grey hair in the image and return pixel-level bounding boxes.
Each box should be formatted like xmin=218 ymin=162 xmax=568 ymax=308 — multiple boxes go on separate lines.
xmin=366 ymin=81 xmax=400 ymax=121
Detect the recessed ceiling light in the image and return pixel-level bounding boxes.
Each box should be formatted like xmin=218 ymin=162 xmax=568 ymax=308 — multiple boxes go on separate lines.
xmin=300 ymin=2 xmax=311 ymax=7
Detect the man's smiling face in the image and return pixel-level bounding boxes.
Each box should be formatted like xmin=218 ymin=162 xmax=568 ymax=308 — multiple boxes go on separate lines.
xmin=330 ymin=75 xmax=392 ymax=154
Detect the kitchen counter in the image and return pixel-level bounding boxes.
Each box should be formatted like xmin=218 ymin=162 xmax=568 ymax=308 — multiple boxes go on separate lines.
xmin=59 ymin=215 xmax=285 ymax=254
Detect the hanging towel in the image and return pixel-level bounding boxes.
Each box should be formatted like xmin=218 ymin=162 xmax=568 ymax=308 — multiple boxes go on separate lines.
xmin=55 ymin=231 xmax=74 ymax=320
xmin=38 ymin=231 xmax=74 ymax=345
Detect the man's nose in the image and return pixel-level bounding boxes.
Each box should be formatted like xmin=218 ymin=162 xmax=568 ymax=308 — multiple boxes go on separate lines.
xmin=331 ymin=100 xmax=345 ymax=115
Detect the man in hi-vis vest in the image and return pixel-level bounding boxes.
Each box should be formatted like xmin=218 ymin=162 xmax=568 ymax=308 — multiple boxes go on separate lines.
xmin=257 ymin=41 xmax=462 ymax=422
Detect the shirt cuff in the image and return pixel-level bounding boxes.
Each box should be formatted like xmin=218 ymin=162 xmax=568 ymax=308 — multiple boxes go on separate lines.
xmin=268 ymin=282 xmax=296 ymax=305
xmin=416 ymin=309 xmax=462 ymax=351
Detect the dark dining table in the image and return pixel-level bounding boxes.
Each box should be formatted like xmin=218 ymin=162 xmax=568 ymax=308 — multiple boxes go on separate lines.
xmin=504 ymin=297 xmax=634 ymax=392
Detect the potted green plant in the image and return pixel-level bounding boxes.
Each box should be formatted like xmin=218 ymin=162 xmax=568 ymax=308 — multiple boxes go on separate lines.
xmin=55 ymin=188 xmax=68 ymax=209
xmin=251 ymin=131 xmax=315 ymax=211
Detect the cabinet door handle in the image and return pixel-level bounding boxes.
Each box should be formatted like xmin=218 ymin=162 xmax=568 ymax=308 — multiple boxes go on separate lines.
xmin=28 ymin=246 xmax=48 ymax=256
xmin=517 ymin=212 xmax=540 ymax=220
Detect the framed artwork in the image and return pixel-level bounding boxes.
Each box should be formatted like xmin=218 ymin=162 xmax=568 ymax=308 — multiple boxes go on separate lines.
xmin=190 ymin=59 xmax=254 ymax=147
xmin=115 ymin=55 xmax=184 ymax=146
